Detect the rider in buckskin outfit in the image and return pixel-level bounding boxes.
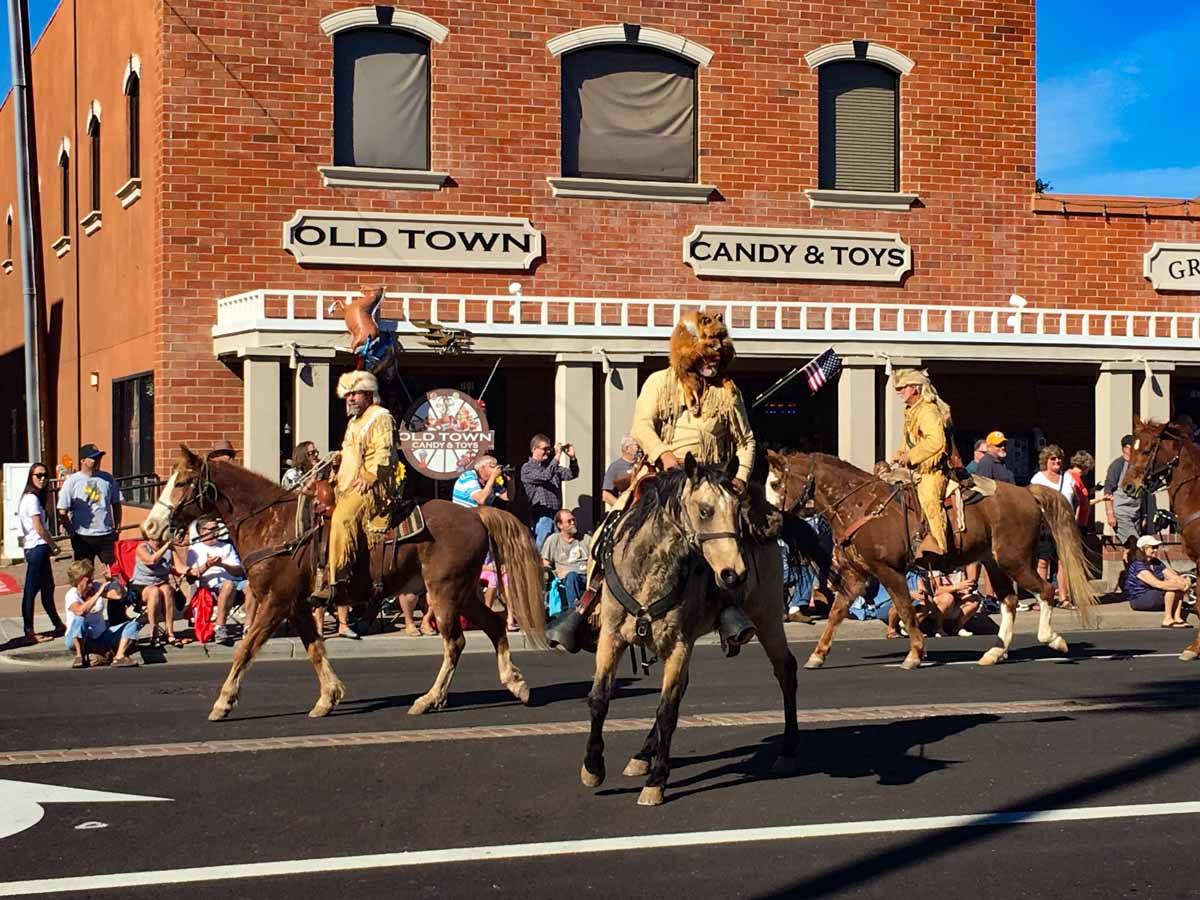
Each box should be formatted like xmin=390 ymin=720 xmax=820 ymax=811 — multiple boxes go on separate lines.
xmin=628 ymin=309 xmax=777 ymax=653
xmin=892 ymin=367 xmax=953 ymax=562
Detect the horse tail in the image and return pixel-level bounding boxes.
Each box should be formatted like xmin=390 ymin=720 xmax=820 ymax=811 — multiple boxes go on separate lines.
xmin=477 ymin=506 xmax=548 ymax=649
xmin=1029 ymin=484 xmax=1099 ymax=627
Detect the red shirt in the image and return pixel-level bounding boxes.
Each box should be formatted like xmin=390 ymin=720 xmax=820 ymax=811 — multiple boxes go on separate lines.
xmin=1069 ymin=469 xmax=1090 ymax=527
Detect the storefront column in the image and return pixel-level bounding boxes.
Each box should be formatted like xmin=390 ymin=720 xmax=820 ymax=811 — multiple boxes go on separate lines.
xmin=881 ymin=358 xmax=921 ymax=465
xmin=1139 ymin=363 xmax=1173 ymax=423
xmin=555 ymin=354 xmax=596 ymax=529
xmin=837 ymin=357 xmax=876 ymax=470
xmin=241 ymin=353 xmax=281 ymax=479
xmin=1096 ymin=364 xmax=1136 ymax=484
xmin=293 ymin=349 xmax=337 ymax=455
xmin=602 ymin=353 xmax=643 ymax=467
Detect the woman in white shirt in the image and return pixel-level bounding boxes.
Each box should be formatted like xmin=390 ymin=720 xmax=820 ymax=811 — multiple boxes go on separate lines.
xmin=1030 ymin=444 xmax=1076 ymax=608
xmin=19 ymin=465 xmax=65 ymax=644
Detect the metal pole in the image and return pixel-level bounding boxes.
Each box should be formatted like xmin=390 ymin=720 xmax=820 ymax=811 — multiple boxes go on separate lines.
xmin=7 ymin=0 xmax=43 ymax=461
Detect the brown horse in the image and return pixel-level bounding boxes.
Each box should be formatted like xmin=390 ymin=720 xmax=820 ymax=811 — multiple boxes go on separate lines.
xmin=581 ymin=457 xmax=798 ymax=807
xmin=142 ymin=447 xmax=546 ymax=720
xmin=1120 ymin=418 xmax=1200 ymax=660
xmin=766 ymin=450 xmax=1096 ymax=669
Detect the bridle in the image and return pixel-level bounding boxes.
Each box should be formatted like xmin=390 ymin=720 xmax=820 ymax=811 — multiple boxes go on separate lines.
xmin=163 ymin=458 xmax=298 ymax=540
xmin=1129 ymin=426 xmax=1189 ymax=497
xmin=772 ymin=455 xmax=816 ymax=515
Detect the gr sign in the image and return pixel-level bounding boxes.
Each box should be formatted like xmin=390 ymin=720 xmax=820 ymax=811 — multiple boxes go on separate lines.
xmin=1144 ymin=243 xmax=1200 ymax=291
xmin=683 ymin=226 xmax=911 ymax=282
xmin=283 ymin=211 xmax=543 ymax=270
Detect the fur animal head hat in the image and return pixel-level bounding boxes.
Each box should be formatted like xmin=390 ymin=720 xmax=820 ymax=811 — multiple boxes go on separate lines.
xmin=669 ymin=310 xmax=736 ymax=412
xmin=337 ymin=369 xmax=380 ymax=402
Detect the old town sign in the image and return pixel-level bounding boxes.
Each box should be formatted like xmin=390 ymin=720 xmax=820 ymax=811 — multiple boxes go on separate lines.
xmin=1144 ymin=243 xmax=1200 ymax=291
xmin=283 ymin=211 xmax=543 ymax=270
xmin=683 ymin=226 xmax=911 ymax=283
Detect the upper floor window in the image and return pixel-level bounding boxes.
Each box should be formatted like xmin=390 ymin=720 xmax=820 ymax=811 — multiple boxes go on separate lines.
xmin=87 ymin=106 xmax=101 ymax=212
xmin=52 ymin=140 xmax=70 ymax=257
xmin=562 ymin=45 xmax=696 ymax=182
xmin=3 ymin=206 xmax=12 ymax=273
xmin=318 ymin=7 xmax=449 ymax=189
xmin=333 ymin=27 xmax=430 ymax=170
xmin=546 ymin=25 xmax=715 ymax=202
xmin=804 ymin=41 xmax=915 ymax=209
xmin=818 ymin=61 xmax=898 ymax=192
xmin=125 ymin=68 xmax=140 ymax=180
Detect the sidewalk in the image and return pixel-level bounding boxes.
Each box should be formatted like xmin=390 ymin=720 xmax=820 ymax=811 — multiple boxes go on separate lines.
xmin=0 ymin=594 xmax=1185 ymax=670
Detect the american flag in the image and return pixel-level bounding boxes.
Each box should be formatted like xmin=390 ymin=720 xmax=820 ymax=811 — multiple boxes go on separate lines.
xmin=799 ymin=348 xmax=842 ymax=394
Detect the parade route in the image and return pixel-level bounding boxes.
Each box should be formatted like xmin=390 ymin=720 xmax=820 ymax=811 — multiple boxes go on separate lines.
xmin=2 ymin=628 xmax=1199 ymax=898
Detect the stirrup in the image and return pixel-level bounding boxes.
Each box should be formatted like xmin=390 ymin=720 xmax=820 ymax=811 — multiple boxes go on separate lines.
xmin=718 ymin=605 xmax=755 ymax=658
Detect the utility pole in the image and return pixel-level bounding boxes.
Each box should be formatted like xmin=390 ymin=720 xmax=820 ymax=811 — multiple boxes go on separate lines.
xmin=7 ymin=0 xmax=44 ymax=462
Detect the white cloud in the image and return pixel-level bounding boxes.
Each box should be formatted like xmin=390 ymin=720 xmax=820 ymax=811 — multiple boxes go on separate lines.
xmin=1047 ymin=165 xmax=1200 ymax=199
xmin=1037 ymin=64 xmax=1142 ymax=173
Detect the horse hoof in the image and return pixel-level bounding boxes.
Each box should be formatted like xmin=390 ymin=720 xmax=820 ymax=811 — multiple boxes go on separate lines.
xmin=408 ymin=699 xmax=431 ymax=716
xmin=637 ymin=786 xmax=665 ymax=807
xmin=511 ymin=681 xmax=531 ymax=705
xmin=978 ymin=648 xmax=1006 ymax=666
xmin=770 ymin=755 xmax=798 ymax=777
xmin=581 ymin=763 xmax=605 ymax=788
xmin=308 ymin=702 xmax=332 ymax=718
xmin=1048 ymin=636 xmax=1068 ymax=654
xmin=623 ymin=758 xmax=650 ymax=777
xmin=899 ymin=655 xmax=921 ymax=670
xmin=804 ymin=655 xmax=825 ymax=670
xmin=207 ymin=705 xmax=230 ymax=722
xmin=1180 ymin=650 xmax=1199 ymax=662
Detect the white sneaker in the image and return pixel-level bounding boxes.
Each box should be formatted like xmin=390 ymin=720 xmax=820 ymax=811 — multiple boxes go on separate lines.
xmin=1016 ymin=602 xmax=1032 ymax=612
xmin=957 ymin=627 xmax=974 ymax=637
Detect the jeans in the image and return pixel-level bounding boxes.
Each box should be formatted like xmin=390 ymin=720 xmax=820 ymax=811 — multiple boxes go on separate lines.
xmin=559 ymin=571 xmax=587 ymax=607
xmin=532 ymin=516 xmax=555 ymax=554
xmin=63 ymin=617 xmax=139 ymax=652
xmin=22 ymin=544 xmax=64 ymax=633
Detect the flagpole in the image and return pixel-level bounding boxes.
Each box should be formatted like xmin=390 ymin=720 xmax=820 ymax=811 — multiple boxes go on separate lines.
xmin=752 ymin=368 xmax=803 ymax=409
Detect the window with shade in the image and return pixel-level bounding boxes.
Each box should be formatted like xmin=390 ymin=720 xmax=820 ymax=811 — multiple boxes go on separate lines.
xmin=332 ymin=27 xmax=430 ymax=170
xmin=818 ymin=61 xmax=899 ymax=192
xmin=87 ymin=114 xmax=101 ymax=214
xmin=112 ymin=372 xmax=156 ymax=506
xmin=560 ymin=45 xmax=697 ymax=182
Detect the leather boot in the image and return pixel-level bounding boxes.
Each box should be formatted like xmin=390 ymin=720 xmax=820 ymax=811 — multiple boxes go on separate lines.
xmin=914 ymin=533 xmax=946 ymax=566
xmin=718 ymin=604 xmax=755 ymax=658
xmin=546 ymin=608 xmax=585 ymax=654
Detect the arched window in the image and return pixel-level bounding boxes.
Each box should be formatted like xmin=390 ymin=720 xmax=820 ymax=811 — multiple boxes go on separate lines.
xmin=3 ymin=206 xmax=12 ymax=273
xmin=125 ymin=70 xmax=140 ymax=180
xmin=52 ymin=140 xmax=71 ymax=257
xmin=561 ymin=45 xmax=696 ymax=182
xmin=818 ymin=61 xmax=898 ymax=192
xmin=87 ymin=106 xmax=101 ymax=214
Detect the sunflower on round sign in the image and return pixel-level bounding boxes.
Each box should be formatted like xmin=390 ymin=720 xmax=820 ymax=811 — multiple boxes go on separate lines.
xmin=394 ymin=461 xmax=407 ymax=488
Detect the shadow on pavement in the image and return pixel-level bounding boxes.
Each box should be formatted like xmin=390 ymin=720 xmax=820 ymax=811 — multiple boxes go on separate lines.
xmin=329 ymin=677 xmax=658 ymax=717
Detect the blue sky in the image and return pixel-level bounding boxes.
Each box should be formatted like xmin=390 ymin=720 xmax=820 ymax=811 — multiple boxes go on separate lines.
xmin=0 ymin=1 xmax=1197 ymax=198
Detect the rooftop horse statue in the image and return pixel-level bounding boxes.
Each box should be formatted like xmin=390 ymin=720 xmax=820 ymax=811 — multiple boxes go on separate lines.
xmin=1120 ymin=417 xmax=1200 ymax=661
xmin=142 ymin=447 xmax=546 ymax=720
xmin=580 ymin=455 xmax=799 ymax=807
xmin=766 ymin=450 xmax=1096 ymax=669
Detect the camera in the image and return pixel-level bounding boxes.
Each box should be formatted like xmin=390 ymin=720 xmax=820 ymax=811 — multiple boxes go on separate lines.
xmin=499 ymin=463 xmax=515 ymax=479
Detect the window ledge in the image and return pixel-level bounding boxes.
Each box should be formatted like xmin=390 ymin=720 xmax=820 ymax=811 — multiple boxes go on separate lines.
xmin=80 ymin=210 xmax=102 ymax=235
xmin=51 ymin=235 xmax=70 ymax=258
xmin=116 ymin=177 xmax=142 ymax=208
xmin=318 ymin=165 xmax=449 ymax=191
xmin=1 ymin=259 xmax=11 ymax=274
xmin=547 ymin=177 xmax=716 ymax=204
xmin=804 ymin=189 xmax=919 ymax=212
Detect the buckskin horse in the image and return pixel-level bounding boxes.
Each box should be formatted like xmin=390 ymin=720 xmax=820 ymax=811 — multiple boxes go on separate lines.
xmin=142 ymin=447 xmax=546 ymax=720
xmin=1120 ymin=418 xmax=1200 ymax=661
xmin=766 ymin=450 xmax=1096 ymax=669
xmin=580 ymin=455 xmax=798 ymax=807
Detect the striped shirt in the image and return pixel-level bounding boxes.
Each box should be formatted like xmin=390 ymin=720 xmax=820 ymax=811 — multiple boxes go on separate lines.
xmin=452 ymin=470 xmax=494 ymax=508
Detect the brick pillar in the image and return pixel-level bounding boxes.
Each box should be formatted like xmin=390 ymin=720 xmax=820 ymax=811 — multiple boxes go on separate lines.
xmin=242 ymin=355 xmax=281 ymax=479
xmin=837 ymin=357 xmax=876 ymax=470
xmin=555 ymin=354 xmax=596 ymax=530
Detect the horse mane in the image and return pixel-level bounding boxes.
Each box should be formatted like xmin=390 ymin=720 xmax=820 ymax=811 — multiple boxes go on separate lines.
xmin=613 ymin=464 xmax=737 ymax=548
xmin=806 ymin=452 xmax=874 ymax=484
xmin=205 ymin=457 xmax=293 ymax=501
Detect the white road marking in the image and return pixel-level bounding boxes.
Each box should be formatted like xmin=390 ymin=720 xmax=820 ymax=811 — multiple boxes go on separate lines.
xmin=3 ymin=799 xmax=1199 ymax=895
xmin=884 ymin=652 xmax=1180 ymax=668
xmin=0 ymin=780 xmax=170 ymax=841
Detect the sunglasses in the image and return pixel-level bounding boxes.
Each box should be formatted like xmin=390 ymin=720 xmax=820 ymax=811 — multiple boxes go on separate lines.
xmin=31 ymin=472 xmax=47 ymax=479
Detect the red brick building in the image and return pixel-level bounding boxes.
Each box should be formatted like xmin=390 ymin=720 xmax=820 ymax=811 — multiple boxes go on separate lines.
xmin=1 ymin=0 xmax=1198 ymax=527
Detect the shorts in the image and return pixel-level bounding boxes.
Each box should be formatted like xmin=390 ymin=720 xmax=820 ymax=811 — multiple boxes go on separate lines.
xmin=479 ymin=568 xmax=508 ymax=591
xmin=1128 ymin=588 xmax=1166 ymax=612
xmin=1113 ymin=507 xmax=1139 ymax=543
xmin=70 ymin=532 xmax=116 ymax=565
xmin=1036 ymin=535 xmax=1058 ymax=565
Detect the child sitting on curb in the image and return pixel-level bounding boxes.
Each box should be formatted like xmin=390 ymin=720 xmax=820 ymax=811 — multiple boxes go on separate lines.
xmin=63 ymin=559 xmax=140 ymax=668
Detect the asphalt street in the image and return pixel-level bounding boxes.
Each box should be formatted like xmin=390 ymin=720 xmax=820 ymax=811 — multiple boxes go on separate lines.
xmin=2 ymin=627 xmax=1200 ymax=898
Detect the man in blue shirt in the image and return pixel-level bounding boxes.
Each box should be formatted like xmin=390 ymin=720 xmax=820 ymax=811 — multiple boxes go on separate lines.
xmin=453 ymin=455 xmax=509 ymax=508
xmin=57 ymin=443 xmax=122 ymax=568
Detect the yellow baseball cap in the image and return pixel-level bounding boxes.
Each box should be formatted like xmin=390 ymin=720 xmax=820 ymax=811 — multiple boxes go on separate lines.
xmin=986 ymin=430 xmax=1007 ymax=446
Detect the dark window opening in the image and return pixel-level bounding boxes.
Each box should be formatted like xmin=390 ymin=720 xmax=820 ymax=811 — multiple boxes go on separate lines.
xmin=818 ymin=61 xmax=899 ymax=192
xmin=5 ymin=210 xmax=11 ymax=260
xmin=126 ymin=73 xmax=140 ymax=179
xmin=112 ymin=372 xmax=156 ymax=506
xmin=58 ymin=153 xmax=69 ymax=236
xmin=333 ymin=28 xmax=430 ymax=169
xmin=88 ymin=116 xmax=101 ymax=213
xmin=561 ymin=45 xmax=697 ymax=182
